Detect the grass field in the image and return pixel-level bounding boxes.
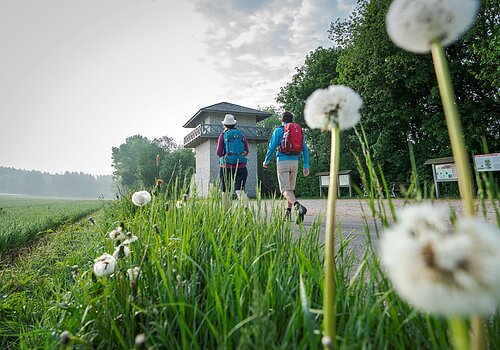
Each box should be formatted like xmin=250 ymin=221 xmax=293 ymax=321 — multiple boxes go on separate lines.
xmin=0 ymin=195 xmax=104 ymax=256
xmin=0 ymin=189 xmax=498 ymax=349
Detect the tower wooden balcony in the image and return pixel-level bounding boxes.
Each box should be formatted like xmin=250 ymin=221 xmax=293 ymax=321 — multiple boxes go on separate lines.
xmin=184 ymin=123 xmax=271 ymax=148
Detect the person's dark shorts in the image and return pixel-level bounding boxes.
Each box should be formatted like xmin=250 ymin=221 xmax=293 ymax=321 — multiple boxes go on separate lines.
xmin=220 ymin=167 xmax=248 ymax=192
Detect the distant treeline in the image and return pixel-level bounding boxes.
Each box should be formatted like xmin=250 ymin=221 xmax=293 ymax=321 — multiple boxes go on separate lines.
xmin=0 ymin=166 xmax=115 ymax=199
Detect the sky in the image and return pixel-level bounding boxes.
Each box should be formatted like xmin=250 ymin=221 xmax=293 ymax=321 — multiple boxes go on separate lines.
xmin=0 ymin=0 xmax=355 ymax=176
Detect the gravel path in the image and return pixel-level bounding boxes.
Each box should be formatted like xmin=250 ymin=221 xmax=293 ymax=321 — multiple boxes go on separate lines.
xmin=260 ymin=198 xmax=498 ymax=255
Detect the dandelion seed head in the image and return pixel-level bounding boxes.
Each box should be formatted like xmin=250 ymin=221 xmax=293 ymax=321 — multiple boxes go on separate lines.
xmin=396 ymin=203 xmax=448 ymax=238
xmin=135 ymin=333 xmax=147 ymax=349
xmin=123 ymin=232 xmax=138 ymax=244
xmin=127 ymin=267 xmax=141 ymax=288
xmin=60 ymin=331 xmax=71 ymax=345
xmin=93 ymin=253 xmax=116 ymax=277
xmin=386 ymin=0 xmax=479 ymax=53
xmin=132 ymin=190 xmax=152 ymax=207
xmin=304 ymin=85 xmax=362 ymax=130
xmin=153 ymin=224 xmax=160 ymax=234
xmin=321 ymin=336 xmax=333 ymax=348
xmin=108 ymin=226 xmax=126 ymax=241
xmin=113 ymin=244 xmax=131 ymax=259
xmin=381 ymin=206 xmax=500 ymax=315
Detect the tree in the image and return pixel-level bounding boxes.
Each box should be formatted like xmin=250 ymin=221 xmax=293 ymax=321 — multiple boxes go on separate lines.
xmin=153 ymin=135 xmax=179 ymax=152
xmin=112 ymin=135 xmax=164 ymax=189
xmin=159 ymin=148 xmax=195 ymax=189
xmin=276 ymin=47 xmax=356 ymax=197
xmin=274 ymin=0 xmax=498 ymax=196
xmin=330 ymin=0 xmax=499 ymax=184
xmin=112 ymin=135 xmax=195 ymax=191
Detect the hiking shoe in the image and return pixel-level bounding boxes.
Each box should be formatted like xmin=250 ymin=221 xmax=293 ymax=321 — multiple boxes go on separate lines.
xmin=294 ymin=202 xmax=307 ymax=223
xmin=283 ymin=209 xmax=292 ymax=222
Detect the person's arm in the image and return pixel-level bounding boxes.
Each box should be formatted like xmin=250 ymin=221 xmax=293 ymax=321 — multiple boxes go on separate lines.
xmin=263 ymin=128 xmax=281 ymax=166
xmin=243 ymin=135 xmax=249 ymax=155
xmin=302 ymin=136 xmax=310 ymax=176
xmin=216 ymin=133 xmax=225 ymax=157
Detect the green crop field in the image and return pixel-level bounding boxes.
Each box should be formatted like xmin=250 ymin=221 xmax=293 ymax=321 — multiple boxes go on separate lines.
xmin=0 ymin=195 xmax=104 ymax=256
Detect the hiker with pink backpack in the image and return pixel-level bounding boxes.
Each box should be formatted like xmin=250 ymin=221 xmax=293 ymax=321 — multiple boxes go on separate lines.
xmin=263 ymin=111 xmax=310 ymax=223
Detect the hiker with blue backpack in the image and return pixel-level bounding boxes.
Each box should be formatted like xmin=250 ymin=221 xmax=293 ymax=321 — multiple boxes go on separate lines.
xmin=217 ymin=114 xmax=249 ymax=209
xmin=263 ymin=111 xmax=310 ymax=223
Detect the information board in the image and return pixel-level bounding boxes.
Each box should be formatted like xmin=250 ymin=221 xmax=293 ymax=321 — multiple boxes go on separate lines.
xmin=435 ymin=163 xmax=458 ymax=181
xmin=321 ymin=175 xmax=330 ymax=186
xmin=339 ymin=174 xmax=350 ymax=187
xmin=474 ymin=153 xmax=500 ymax=172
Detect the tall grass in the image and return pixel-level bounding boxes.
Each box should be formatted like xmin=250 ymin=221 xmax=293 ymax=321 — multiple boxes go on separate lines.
xmin=0 ymin=170 xmax=498 ymax=348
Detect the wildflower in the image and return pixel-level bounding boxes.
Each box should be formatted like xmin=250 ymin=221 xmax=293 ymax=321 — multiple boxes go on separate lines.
xmin=183 ymin=193 xmax=189 ymax=202
xmin=93 ymin=253 xmax=116 ymax=277
xmin=165 ymin=202 xmax=169 ymax=211
xmin=153 ymin=224 xmax=160 ymax=234
xmin=322 ymin=336 xmax=333 ymax=349
xmin=60 ymin=331 xmax=71 ymax=346
xmin=386 ymin=0 xmax=479 ymax=53
xmin=156 ymin=178 xmax=164 ymax=187
xmin=135 ymin=333 xmax=147 ymax=349
xmin=71 ymin=265 xmax=79 ymax=279
xmin=88 ymin=217 xmax=96 ymax=225
xmin=113 ymin=244 xmax=131 ymax=259
xmin=127 ymin=267 xmax=141 ymax=289
xmin=304 ymin=85 xmax=362 ymax=130
xmin=132 ymin=190 xmax=152 ymax=207
xmin=108 ymin=226 xmax=126 ymax=241
xmin=176 ymin=200 xmax=183 ymax=209
xmin=156 ymin=154 xmax=161 ymax=166
xmin=123 ymin=232 xmax=138 ymax=244
xmin=381 ymin=204 xmax=500 ymax=315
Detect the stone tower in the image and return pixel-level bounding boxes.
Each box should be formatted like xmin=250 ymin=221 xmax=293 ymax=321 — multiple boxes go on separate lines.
xmin=183 ymin=102 xmax=271 ymax=197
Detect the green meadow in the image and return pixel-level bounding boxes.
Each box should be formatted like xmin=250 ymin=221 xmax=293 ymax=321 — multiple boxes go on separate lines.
xmin=0 ymin=187 xmax=498 ymax=349
xmin=0 ymin=195 xmax=103 ymax=256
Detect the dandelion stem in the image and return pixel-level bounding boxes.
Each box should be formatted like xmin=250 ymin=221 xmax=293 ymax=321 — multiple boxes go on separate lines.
xmin=430 ymin=41 xmax=475 ymax=216
xmin=448 ymin=317 xmax=470 ymax=350
xmin=323 ymin=127 xmax=339 ymax=349
xmin=431 ymin=40 xmax=485 ymax=350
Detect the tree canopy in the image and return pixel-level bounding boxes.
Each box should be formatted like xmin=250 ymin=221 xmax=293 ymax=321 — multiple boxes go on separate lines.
xmin=275 ymin=0 xmax=499 ymax=196
xmin=111 ymin=135 xmax=195 ymax=191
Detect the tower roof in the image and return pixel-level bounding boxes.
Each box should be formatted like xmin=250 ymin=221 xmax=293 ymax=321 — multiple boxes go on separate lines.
xmin=183 ymin=102 xmax=271 ymax=128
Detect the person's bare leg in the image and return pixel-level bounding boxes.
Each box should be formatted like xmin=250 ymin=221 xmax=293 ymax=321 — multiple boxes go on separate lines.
xmin=283 ymin=190 xmax=297 ymax=211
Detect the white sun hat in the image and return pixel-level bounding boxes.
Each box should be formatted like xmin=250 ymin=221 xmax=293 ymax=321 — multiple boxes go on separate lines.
xmin=222 ymin=114 xmax=237 ymax=125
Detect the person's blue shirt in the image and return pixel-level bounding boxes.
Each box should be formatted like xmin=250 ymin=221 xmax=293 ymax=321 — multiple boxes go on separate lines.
xmin=264 ymin=122 xmax=310 ymax=169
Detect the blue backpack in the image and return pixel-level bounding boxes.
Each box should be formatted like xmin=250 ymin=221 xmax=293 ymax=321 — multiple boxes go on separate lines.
xmin=222 ymin=129 xmax=246 ymax=165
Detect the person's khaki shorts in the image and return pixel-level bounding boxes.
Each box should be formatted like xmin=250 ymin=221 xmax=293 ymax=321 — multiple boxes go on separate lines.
xmin=277 ymin=160 xmax=298 ymax=193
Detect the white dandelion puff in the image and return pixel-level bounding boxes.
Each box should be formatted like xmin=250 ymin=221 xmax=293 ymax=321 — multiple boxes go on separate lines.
xmin=93 ymin=253 xmax=116 ymax=277
xmin=386 ymin=0 xmax=479 ymax=53
xmin=108 ymin=226 xmax=126 ymax=241
xmin=455 ymin=217 xmax=500 ymax=299
xmin=396 ymin=203 xmax=449 ymax=238
xmin=135 ymin=333 xmax=147 ymax=349
xmin=127 ymin=267 xmax=141 ymax=289
xmin=304 ymin=85 xmax=362 ymax=130
xmin=113 ymin=244 xmax=131 ymax=259
xmin=123 ymin=232 xmax=138 ymax=245
xmin=381 ymin=204 xmax=500 ymax=315
xmin=132 ymin=190 xmax=152 ymax=207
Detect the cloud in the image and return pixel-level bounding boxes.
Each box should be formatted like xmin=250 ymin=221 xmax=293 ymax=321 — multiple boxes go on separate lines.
xmin=189 ymin=0 xmax=355 ymax=107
